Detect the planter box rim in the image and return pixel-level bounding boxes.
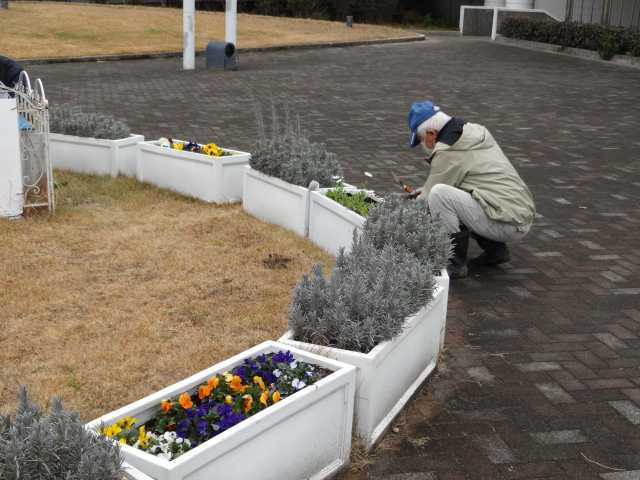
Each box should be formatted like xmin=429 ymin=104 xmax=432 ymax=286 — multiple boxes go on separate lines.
xmin=245 ymin=166 xmax=309 ymax=193
xmin=141 ymin=139 xmax=250 ymax=164
xmin=310 ymin=189 xmax=366 ymax=226
xmin=49 ymin=132 xmax=143 ymax=145
xmin=281 ymin=275 xmax=447 ymax=361
xmin=87 ymin=340 xmax=354 ymax=471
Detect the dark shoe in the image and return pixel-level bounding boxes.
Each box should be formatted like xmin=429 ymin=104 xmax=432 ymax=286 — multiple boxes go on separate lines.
xmin=470 ymin=234 xmax=510 ymax=266
xmin=447 ymin=229 xmax=469 ymax=279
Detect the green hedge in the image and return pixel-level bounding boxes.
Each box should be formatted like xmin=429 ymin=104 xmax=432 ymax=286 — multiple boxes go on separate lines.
xmin=501 ymin=17 xmax=640 ymax=60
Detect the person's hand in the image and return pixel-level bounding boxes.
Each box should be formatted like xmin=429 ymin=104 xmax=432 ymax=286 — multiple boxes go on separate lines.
xmin=402 ymin=189 xmax=422 ymax=200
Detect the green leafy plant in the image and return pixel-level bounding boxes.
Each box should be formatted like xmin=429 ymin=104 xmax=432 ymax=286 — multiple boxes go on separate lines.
xmin=50 ymin=104 xmax=131 ymax=140
xmin=0 ymin=386 xmax=123 ymax=480
xmin=289 ymin=233 xmax=435 ymax=353
xmin=251 ymin=104 xmax=342 ymax=188
xmin=325 ymin=182 xmax=374 ymax=217
xmin=362 ymin=194 xmax=451 ymax=272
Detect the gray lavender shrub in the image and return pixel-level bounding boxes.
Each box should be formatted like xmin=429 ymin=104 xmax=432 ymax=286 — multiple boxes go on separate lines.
xmin=363 ymin=194 xmax=451 ymax=272
xmin=289 ymin=233 xmax=435 ymax=353
xmin=50 ymin=104 xmax=130 ymax=140
xmin=0 ymin=386 xmax=123 ymax=480
xmin=250 ymin=105 xmax=342 ymax=187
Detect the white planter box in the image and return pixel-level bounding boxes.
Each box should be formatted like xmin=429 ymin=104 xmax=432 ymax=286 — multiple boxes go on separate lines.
xmin=87 ymin=341 xmax=356 ymax=480
xmin=50 ymin=133 xmax=144 ymax=177
xmin=308 ymin=190 xmax=366 ymax=256
xmin=280 ymin=272 xmax=450 ymax=451
xmin=123 ymin=462 xmax=156 ymax=480
xmin=137 ymin=140 xmax=251 ymax=204
xmin=242 ymin=167 xmax=310 ymax=237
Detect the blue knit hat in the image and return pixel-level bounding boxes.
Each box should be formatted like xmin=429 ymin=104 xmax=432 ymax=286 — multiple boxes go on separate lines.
xmin=408 ymin=100 xmax=442 ymax=148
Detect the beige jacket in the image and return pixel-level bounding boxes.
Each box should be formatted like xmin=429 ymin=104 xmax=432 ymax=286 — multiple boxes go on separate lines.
xmin=418 ymin=123 xmax=535 ymax=226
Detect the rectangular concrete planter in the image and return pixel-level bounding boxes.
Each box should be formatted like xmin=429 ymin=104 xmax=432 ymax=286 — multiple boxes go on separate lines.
xmin=242 ymin=167 xmax=310 ymax=237
xmin=280 ymin=272 xmax=450 ymax=451
xmin=87 ymin=341 xmax=356 ymax=480
xmin=50 ymin=133 xmax=144 ymax=177
xmin=308 ymin=189 xmax=367 ymax=256
xmin=137 ymin=140 xmax=251 ymax=204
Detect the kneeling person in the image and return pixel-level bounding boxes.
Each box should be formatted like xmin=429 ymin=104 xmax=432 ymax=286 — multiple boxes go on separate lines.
xmin=407 ymin=100 xmax=535 ymax=279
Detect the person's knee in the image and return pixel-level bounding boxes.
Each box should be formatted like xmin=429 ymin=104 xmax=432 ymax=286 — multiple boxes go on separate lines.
xmin=428 ymin=184 xmax=455 ymax=209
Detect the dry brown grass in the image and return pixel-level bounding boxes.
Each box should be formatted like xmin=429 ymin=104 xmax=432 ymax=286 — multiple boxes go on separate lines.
xmin=0 ymin=2 xmax=418 ymax=60
xmin=0 ymin=171 xmax=333 ymax=420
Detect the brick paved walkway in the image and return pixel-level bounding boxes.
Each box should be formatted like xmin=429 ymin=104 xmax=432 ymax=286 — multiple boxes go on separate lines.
xmin=31 ymin=37 xmax=640 ymax=479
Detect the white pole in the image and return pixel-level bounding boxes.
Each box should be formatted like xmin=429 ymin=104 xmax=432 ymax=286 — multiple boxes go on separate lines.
xmin=183 ymin=0 xmax=195 ymax=70
xmin=0 ymin=97 xmax=24 ymax=218
xmin=225 ymin=0 xmax=237 ymax=46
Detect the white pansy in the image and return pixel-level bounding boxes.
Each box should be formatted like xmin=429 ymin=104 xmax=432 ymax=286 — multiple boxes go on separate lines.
xmin=273 ymin=369 xmax=282 ymax=378
xmin=290 ymin=361 xmax=298 ymax=369
xmin=296 ymin=380 xmax=306 ymax=390
xmin=291 ymin=378 xmax=299 ymax=389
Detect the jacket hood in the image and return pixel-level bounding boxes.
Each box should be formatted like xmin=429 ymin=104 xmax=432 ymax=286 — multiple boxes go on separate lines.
xmin=434 ymin=123 xmax=494 ymax=154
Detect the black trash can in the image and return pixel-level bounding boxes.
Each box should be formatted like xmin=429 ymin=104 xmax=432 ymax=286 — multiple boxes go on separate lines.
xmin=206 ymin=42 xmax=238 ymax=70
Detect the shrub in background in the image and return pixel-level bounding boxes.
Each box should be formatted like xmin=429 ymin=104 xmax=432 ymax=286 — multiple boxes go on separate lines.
xmin=0 ymin=386 xmax=123 ymax=480
xmin=501 ymin=17 xmax=640 ymax=59
xmin=251 ymin=105 xmax=342 ymax=187
xmin=330 ymin=0 xmax=398 ymax=23
xmin=363 ymin=194 xmax=451 ymax=272
xmin=289 ymin=233 xmax=435 ymax=353
xmin=50 ymin=104 xmax=131 ymax=140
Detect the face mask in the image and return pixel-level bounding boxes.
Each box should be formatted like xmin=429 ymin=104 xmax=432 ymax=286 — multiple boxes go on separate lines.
xmin=421 ymin=142 xmax=434 ymax=157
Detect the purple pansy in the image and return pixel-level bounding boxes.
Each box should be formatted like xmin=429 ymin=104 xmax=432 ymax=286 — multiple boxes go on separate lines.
xmin=176 ymin=419 xmax=190 ymax=439
xmin=197 ymin=419 xmax=208 ymax=436
xmin=272 ymin=351 xmax=294 ymax=364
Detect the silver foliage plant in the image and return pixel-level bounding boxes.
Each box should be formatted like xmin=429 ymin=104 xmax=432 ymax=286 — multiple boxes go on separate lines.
xmin=363 ymin=194 xmax=451 ymax=272
xmin=0 ymin=386 xmax=123 ymax=480
xmin=50 ymin=104 xmax=130 ymax=140
xmin=289 ymin=234 xmax=435 ymax=353
xmin=250 ymin=104 xmax=342 ymax=187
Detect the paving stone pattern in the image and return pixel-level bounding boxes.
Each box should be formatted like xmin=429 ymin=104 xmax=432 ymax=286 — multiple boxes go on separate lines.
xmin=30 ymin=36 xmax=640 ymax=479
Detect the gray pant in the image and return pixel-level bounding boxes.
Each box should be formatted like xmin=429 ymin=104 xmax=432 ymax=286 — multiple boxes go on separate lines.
xmin=425 ymin=184 xmax=531 ymax=242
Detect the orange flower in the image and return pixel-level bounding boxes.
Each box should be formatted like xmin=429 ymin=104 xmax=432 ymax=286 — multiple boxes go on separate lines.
xmin=161 ymin=400 xmax=172 ymax=413
xmin=253 ymin=376 xmax=266 ymax=391
xmin=225 ymin=395 xmax=233 ymax=405
xmin=207 ymin=377 xmax=219 ymax=390
xmin=272 ymin=391 xmax=281 ymax=403
xmin=179 ymin=392 xmax=193 ymax=410
xmin=228 ymin=375 xmax=245 ymax=392
xmin=242 ymin=394 xmax=253 ymax=413
xmin=260 ymin=390 xmax=269 ymax=407
xmin=198 ymin=384 xmax=212 ymax=400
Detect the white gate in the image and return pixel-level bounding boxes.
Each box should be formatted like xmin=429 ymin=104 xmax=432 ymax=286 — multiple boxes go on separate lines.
xmin=0 ymin=71 xmax=54 ymax=215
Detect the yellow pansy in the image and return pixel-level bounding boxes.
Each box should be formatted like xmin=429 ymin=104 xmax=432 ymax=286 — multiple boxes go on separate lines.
xmin=119 ymin=438 xmax=128 ymax=445
xmin=253 ymin=376 xmax=266 ymax=391
xmin=272 ymin=391 xmax=281 ymax=403
xmin=172 ymin=142 xmax=184 ymax=151
xmin=117 ymin=416 xmax=136 ymax=430
xmin=260 ymin=390 xmax=269 ymax=407
xmin=242 ymin=394 xmax=253 ymax=413
xmin=225 ymin=395 xmax=233 ymax=405
xmin=138 ymin=425 xmax=149 ymax=449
